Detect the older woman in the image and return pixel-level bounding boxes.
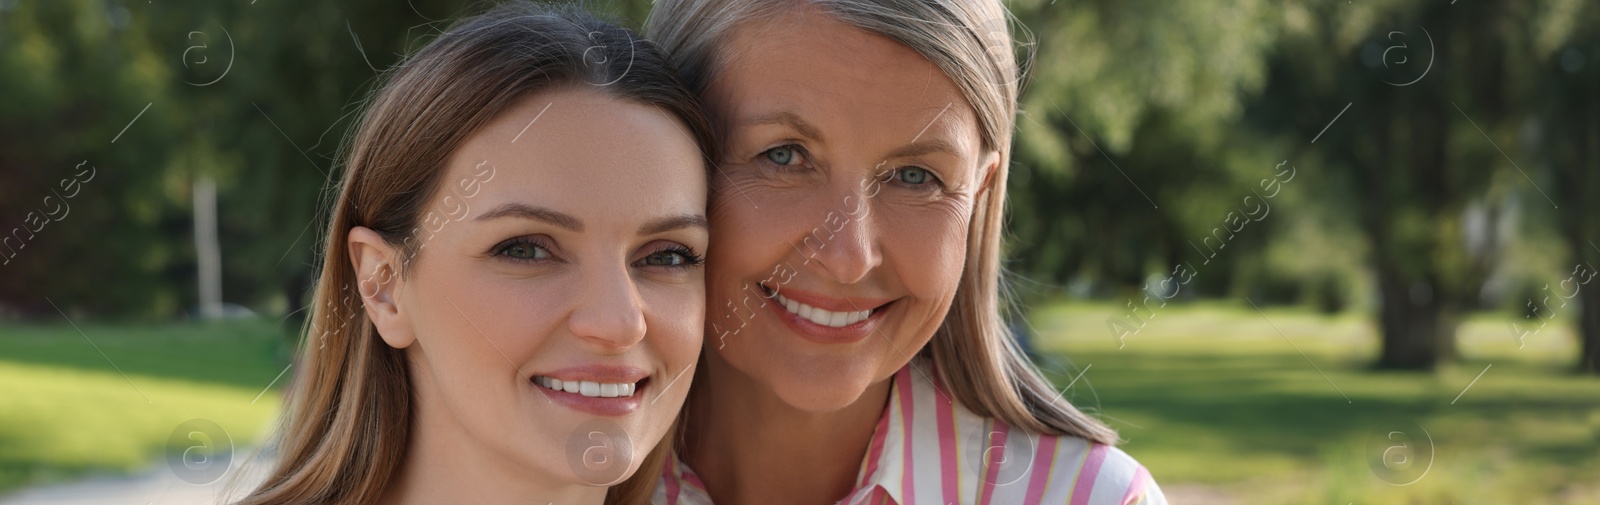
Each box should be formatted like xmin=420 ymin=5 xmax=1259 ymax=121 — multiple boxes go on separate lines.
xmin=645 ymin=1 xmax=1167 ymax=504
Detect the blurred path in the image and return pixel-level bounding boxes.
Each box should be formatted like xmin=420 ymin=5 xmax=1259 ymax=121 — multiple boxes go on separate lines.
xmin=0 ymin=449 xmax=273 ymax=505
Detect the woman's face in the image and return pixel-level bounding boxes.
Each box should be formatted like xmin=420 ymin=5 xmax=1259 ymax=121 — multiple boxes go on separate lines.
xmin=353 ymin=87 xmax=706 ymax=490
xmin=701 ymin=9 xmax=997 ymax=412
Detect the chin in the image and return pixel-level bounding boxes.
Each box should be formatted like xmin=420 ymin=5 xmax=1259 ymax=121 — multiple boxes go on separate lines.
xmin=759 ymin=348 xmax=892 ymax=413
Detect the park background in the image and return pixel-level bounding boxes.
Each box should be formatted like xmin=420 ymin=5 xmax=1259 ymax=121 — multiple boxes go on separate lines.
xmin=1 ymin=0 xmax=1598 ymax=503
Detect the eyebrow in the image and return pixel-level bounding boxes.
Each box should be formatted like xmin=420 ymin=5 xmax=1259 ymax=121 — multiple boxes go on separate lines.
xmin=885 ymin=138 xmax=963 ymax=160
xmin=639 ymin=214 xmax=709 ymax=235
xmin=745 ymin=111 xmax=825 ymax=142
xmin=475 ymin=203 xmax=583 ymax=232
xmin=475 ymin=203 xmax=706 ymax=236
xmin=748 ymin=110 xmax=964 ymax=161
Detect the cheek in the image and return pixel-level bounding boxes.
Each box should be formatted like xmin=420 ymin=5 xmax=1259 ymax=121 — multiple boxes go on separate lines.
xmin=641 ymin=280 xmax=706 ymax=367
xmin=407 ymin=262 xmax=564 ymax=378
xmin=706 ymin=187 xmax=811 ymax=290
xmin=884 ymin=210 xmax=970 ymax=301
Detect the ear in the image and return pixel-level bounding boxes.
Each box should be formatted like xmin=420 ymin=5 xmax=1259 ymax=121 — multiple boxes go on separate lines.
xmin=975 ymin=151 xmax=1001 ymax=199
xmin=349 ymin=226 xmax=415 ymax=349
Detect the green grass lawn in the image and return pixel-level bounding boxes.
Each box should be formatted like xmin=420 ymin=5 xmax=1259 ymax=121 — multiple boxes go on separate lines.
xmin=1 ymin=304 xmax=1597 ymax=504
xmin=1033 ymin=301 xmax=1600 ymax=505
xmin=0 ymin=318 xmax=290 ymax=494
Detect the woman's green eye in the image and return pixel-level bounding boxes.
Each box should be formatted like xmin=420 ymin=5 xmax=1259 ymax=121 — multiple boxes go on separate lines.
xmin=764 ymin=146 xmax=797 ymax=165
xmin=644 ymin=250 xmax=685 ymax=266
xmin=640 ymin=247 xmax=702 ymax=268
xmin=502 ymin=242 xmax=549 ymax=260
xmin=898 ymin=167 xmax=930 ymax=185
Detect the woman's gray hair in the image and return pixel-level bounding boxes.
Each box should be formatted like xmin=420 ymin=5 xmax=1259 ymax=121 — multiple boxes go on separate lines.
xmin=645 ymin=0 xmax=1117 ymax=445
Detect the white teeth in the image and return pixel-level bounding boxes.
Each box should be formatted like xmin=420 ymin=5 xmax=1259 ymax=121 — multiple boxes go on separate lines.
xmin=769 ymin=290 xmax=874 ymax=328
xmin=535 ymin=376 xmax=637 ymax=398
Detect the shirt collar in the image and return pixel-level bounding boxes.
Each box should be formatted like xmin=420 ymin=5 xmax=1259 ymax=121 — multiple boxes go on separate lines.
xmin=660 ymin=358 xmax=940 ymax=505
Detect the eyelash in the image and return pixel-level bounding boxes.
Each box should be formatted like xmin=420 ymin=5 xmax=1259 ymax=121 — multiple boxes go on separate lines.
xmin=490 ymin=236 xmax=704 ymax=270
xmin=878 ymin=166 xmax=944 ymax=189
xmin=490 ymin=236 xmax=555 ymax=264
xmin=758 ymin=143 xmax=812 ymax=170
xmin=638 ymin=244 xmax=705 ymax=269
xmin=759 ymin=144 xmax=947 ymax=189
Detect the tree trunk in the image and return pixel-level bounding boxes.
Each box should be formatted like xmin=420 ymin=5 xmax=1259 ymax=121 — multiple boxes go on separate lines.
xmin=1579 ymin=289 xmax=1600 ymax=373
xmin=1364 ymin=102 xmax=1443 ymax=371
xmin=194 ymin=175 xmax=223 ymax=320
xmin=1376 ymin=266 xmax=1443 ymax=370
xmin=1569 ymin=78 xmax=1599 ymax=374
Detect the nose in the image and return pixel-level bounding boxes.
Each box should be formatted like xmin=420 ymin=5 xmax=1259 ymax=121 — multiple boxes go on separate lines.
xmin=566 ymin=261 xmax=648 ymax=350
xmin=800 ymin=186 xmax=882 ymax=285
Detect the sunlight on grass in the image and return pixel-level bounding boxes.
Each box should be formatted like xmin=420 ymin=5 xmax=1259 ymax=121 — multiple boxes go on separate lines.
xmin=1033 ymin=300 xmax=1600 ymax=505
xmin=0 ymin=319 xmax=287 ymax=493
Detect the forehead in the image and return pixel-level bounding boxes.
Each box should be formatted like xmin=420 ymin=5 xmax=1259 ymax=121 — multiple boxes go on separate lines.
xmin=442 ymin=87 xmax=707 ymax=223
xmin=708 ymin=7 xmax=983 ymax=154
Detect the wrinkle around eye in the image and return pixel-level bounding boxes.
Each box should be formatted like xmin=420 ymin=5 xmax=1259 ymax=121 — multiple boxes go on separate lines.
xmin=892 ymin=184 xmax=974 ymax=220
xmin=709 ymin=160 xmax=804 ymax=211
xmin=718 ymin=158 xmax=815 ymax=192
xmin=929 ymin=196 xmax=975 ymax=229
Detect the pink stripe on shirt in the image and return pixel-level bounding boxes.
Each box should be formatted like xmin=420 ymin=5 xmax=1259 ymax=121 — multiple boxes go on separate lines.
xmin=1023 ymin=433 xmax=1061 ymax=503
xmin=1122 ymin=464 xmax=1151 ymax=504
xmin=859 ymin=396 xmax=892 ymax=486
xmin=896 ymin=367 xmax=917 ymax=504
xmin=975 ymin=420 xmax=1010 ymax=505
xmin=934 ymin=374 xmax=960 ymax=503
xmin=662 ymin=455 xmax=681 ymax=505
xmin=1069 ymin=444 xmax=1110 ymax=505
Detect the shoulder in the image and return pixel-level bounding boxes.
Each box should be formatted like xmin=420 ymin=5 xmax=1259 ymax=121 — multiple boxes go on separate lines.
xmin=958 ymin=428 xmax=1164 ymax=505
xmin=1041 ymin=440 xmax=1166 ymax=505
xmin=891 ymin=362 xmax=1167 ymax=504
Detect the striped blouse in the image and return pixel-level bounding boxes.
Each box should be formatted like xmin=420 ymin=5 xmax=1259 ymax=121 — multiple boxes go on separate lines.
xmin=654 ymin=358 xmax=1167 ymax=505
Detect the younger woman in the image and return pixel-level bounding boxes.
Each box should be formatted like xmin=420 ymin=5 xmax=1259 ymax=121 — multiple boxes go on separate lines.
xmin=238 ymin=3 xmax=714 ymax=504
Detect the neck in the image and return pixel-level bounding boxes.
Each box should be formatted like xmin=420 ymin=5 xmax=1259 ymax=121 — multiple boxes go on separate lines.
xmin=382 ymin=372 xmax=607 ymax=505
xmin=684 ymin=350 xmax=892 ymax=505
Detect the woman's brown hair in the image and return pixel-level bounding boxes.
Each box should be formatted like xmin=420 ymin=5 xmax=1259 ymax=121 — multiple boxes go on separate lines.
xmin=237 ymin=2 xmax=714 ymax=504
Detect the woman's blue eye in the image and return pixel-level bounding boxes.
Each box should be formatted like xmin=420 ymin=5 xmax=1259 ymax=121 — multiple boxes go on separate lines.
xmin=898 ymin=167 xmax=930 ymax=185
xmin=764 ymin=146 xmax=798 ymax=165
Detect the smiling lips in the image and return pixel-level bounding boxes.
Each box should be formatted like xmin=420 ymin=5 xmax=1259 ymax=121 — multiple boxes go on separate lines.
xmin=770 ymin=290 xmax=873 ymax=327
xmin=530 ymin=367 xmax=650 ymax=416
xmin=533 ymin=376 xmax=638 ymax=397
xmin=758 ymin=284 xmax=893 ymax=344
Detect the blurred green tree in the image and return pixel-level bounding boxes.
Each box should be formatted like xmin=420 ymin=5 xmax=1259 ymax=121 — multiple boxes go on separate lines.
xmin=1007 ymin=0 xmax=1283 ymax=306
xmin=0 ymin=0 xmax=653 ymax=319
xmin=1523 ymin=0 xmax=1600 ymax=373
xmin=0 ymin=0 xmax=183 ymax=316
